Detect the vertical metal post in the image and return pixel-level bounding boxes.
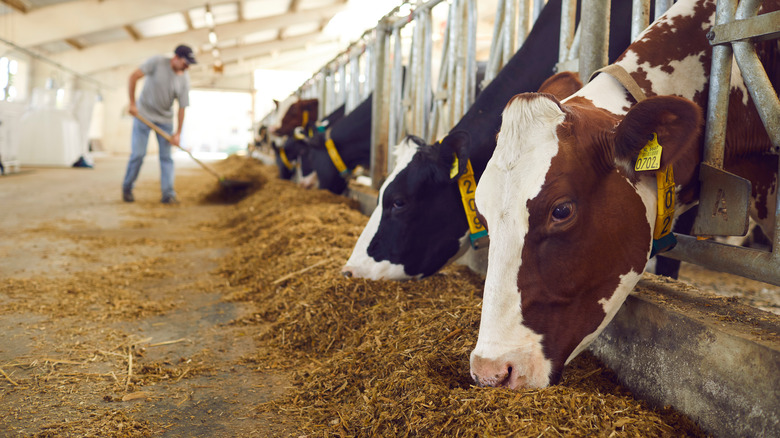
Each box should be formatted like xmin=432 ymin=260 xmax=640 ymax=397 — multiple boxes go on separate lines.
xmin=318 ymin=73 xmax=327 ymax=122
xmin=701 ymin=0 xmax=736 ymax=168
xmin=363 ymin=43 xmax=373 ymax=100
xmin=504 ymin=0 xmax=517 ymax=67
xmin=338 ymin=62 xmax=347 ymax=113
xmin=631 ymin=0 xmax=650 ymax=41
xmin=518 ymin=0 xmax=533 ymax=48
xmin=389 ymin=26 xmax=404 ymax=148
xmin=654 ymin=0 xmax=673 ymax=20
xmin=533 ymin=0 xmax=545 ymax=21
xmin=448 ymin=0 xmax=462 ymax=125
xmin=483 ymin=0 xmax=507 ymax=86
xmin=370 ymin=19 xmax=391 ymax=189
xmin=578 ymin=0 xmax=611 ymax=83
xmin=422 ymin=7 xmax=433 ymax=141
xmin=464 ymin=0 xmax=477 ymax=114
xmin=559 ymin=0 xmax=578 ymax=65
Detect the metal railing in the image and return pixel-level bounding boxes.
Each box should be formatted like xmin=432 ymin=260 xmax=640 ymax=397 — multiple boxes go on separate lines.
xmin=259 ymin=0 xmax=780 ymax=287
xmin=665 ymin=0 xmax=780 ymax=286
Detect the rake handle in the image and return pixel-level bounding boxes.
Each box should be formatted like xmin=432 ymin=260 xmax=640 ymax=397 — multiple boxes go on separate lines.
xmin=133 ymin=113 xmax=224 ymax=181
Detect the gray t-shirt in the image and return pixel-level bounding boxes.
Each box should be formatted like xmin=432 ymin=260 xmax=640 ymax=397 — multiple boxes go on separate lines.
xmin=137 ymin=55 xmax=190 ymax=125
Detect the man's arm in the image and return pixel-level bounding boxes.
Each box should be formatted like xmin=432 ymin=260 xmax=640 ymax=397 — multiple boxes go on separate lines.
xmin=171 ymin=106 xmax=185 ymax=147
xmin=127 ymin=68 xmax=145 ymax=116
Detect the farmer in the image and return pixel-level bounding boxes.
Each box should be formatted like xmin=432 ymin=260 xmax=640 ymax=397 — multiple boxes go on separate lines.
xmin=122 ymin=44 xmax=196 ymax=204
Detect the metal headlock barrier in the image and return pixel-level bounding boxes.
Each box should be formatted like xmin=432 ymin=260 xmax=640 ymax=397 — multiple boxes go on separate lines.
xmin=262 ymin=0 xmax=779 ymax=287
xmin=664 ymin=0 xmax=780 ymax=286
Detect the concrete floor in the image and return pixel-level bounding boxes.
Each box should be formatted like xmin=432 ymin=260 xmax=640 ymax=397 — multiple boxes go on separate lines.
xmin=0 ymin=153 xmax=294 ymax=436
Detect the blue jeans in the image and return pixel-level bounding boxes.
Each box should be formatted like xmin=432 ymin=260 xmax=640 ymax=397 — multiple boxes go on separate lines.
xmin=122 ymin=118 xmax=175 ymax=199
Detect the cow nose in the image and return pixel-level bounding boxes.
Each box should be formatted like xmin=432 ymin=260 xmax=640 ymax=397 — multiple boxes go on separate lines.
xmin=341 ymin=267 xmax=354 ymax=278
xmin=470 ymin=355 xmax=513 ymax=388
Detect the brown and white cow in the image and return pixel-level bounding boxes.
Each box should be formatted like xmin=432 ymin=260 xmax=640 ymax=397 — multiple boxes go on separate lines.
xmin=470 ymin=0 xmax=778 ymax=389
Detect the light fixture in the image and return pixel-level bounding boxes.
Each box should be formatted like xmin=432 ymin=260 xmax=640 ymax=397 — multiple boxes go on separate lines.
xmin=204 ymin=4 xmax=215 ymax=28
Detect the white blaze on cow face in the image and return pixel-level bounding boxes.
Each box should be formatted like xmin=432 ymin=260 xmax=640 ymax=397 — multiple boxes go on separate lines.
xmin=268 ymin=95 xmax=297 ymax=134
xmin=342 ymin=138 xmax=421 ymax=280
xmin=469 ymin=95 xmax=565 ymax=389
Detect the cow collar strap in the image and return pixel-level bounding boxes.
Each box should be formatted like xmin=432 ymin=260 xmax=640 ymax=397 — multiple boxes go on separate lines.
xmin=449 ymin=152 xmax=488 ymax=249
xmin=324 ymin=128 xmax=351 ymax=177
xmin=589 ymin=64 xmax=647 ymax=102
xmin=278 ymin=148 xmax=295 ymax=171
xmin=590 ymin=65 xmax=676 ymax=257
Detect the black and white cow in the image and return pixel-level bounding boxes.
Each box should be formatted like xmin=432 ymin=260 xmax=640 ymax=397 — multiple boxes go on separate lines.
xmin=469 ymin=0 xmax=778 ymax=388
xmin=293 ymin=94 xmax=374 ymax=195
xmin=272 ymin=100 xmax=347 ymax=181
xmin=342 ymin=0 xmax=635 ymax=279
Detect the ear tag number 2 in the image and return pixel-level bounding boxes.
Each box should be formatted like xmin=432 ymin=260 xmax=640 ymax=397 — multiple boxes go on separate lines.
xmin=635 ymin=133 xmax=662 ymax=171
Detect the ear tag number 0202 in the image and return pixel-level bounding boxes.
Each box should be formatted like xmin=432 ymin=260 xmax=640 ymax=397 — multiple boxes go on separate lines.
xmin=635 ymin=133 xmax=662 ymax=172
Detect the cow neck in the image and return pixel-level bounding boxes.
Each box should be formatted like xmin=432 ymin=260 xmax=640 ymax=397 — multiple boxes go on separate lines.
xmin=590 ymin=64 xmax=677 ymax=256
xmin=278 ymin=148 xmax=295 ymax=171
xmin=322 ymin=127 xmax=351 ymax=178
xmin=589 ymin=64 xmax=647 ymax=103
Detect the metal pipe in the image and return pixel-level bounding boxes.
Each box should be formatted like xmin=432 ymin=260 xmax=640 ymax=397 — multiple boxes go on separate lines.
xmin=664 ymin=234 xmax=780 ymax=287
xmin=465 ymin=0 xmax=477 ymax=113
xmin=519 ymin=0 xmax=533 ymax=48
xmin=388 ymin=27 xmax=404 ymax=148
xmin=422 ymin=7 xmax=433 ymax=141
xmin=370 ymin=19 xmax=390 ymax=188
xmin=483 ymin=0 xmax=507 ymax=87
xmin=534 ymin=0 xmax=545 ymax=21
xmin=774 ymin=157 xmax=780 ymax=262
xmin=560 ymin=0 xmax=577 ymax=64
xmin=504 ymin=0 xmax=517 ymax=68
xmin=654 ymin=0 xmax=673 ymax=20
xmin=389 ymin=0 xmax=449 ymax=31
xmin=732 ymin=41 xmax=780 ymax=150
xmin=702 ymin=0 xmax=737 ymax=168
xmin=631 ymin=0 xmax=650 ymax=41
xmin=578 ymin=0 xmax=611 ymax=83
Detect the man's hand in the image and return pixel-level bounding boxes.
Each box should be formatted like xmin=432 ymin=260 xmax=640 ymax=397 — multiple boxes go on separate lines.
xmin=128 ymin=103 xmax=138 ymax=117
xmin=170 ymin=133 xmax=181 ymax=147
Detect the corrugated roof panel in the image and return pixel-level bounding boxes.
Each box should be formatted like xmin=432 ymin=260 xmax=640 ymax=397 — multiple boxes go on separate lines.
xmin=133 ymin=12 xmax=189 ymax=38
xmin=243 ymin=0 xmax=292 ymax=20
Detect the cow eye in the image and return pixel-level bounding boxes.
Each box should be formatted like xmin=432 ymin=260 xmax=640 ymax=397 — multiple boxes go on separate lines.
xmin=392 ymin=198 xmax=406 ymax=210
xmin=551 ymin=202 xmax=573 ymax=221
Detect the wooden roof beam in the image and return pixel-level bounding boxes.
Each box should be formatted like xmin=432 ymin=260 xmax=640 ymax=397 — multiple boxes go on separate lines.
xmin=1 ymin=0 xmax=31 ymax=14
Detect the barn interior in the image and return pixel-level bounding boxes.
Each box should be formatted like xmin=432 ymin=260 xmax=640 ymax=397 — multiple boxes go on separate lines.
xmin=1 ymin=0 xmax=779 ymax=437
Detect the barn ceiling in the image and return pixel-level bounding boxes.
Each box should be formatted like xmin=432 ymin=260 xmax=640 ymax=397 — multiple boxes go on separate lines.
xmin=0 ymin=0 xmax=420 ymax=89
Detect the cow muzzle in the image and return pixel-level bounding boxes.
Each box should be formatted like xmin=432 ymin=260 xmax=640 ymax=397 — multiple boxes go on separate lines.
xmin=469 ymin=345 xmax=552 ymax=389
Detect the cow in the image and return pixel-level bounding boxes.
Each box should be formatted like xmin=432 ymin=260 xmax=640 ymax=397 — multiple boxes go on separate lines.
xmin=342 ymin=0 xmax=635 ymax=280
xmin=270 ymin=100 xmax=346 ymax=180
xmin=294 ymin=63 xmax=489 ymax=194
xmin=292 ymin=94 xmax=374 ymax=194
xmin=469 ymin=0 xmax=778 ymax=389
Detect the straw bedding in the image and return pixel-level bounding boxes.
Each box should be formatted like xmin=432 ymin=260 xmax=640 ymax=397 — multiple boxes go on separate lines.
xmin=211 ymin=156 xmax=708 ymax=437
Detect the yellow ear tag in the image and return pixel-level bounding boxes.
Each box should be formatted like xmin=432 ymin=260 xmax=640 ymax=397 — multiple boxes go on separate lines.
xmin=450 ymin=155 xmax=459 ymax=179
xmin=634 ymin=133 xmax=662 ymax=171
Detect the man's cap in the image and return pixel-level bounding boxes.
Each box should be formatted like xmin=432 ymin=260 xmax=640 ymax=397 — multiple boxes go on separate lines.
xmin=174 ymin=44 xmax=197 ymax=65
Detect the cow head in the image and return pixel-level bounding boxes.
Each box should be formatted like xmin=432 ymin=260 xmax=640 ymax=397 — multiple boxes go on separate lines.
xmin=343 ymin=132 xmax=472 ymax=279
xmin=273 ymin=98 xmax=319 ymax=137
xmin=272 ymin=135 xmax=312 ymax=180
xmin=343 ymin=73 xmax=585 ymax=281
xmin=469 ymin=92 xmax=701 ymax=388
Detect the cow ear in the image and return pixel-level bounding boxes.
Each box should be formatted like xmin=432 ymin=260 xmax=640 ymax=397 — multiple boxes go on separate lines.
xmin=613 ymin=96 xmax=702 ymax=184
xmin=537 ymin=71 xmax=582 ymax=100
xmin=440 ymin=130 xmax=471 ymax=180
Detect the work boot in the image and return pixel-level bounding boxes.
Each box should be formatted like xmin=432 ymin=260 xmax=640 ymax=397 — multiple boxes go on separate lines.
xmin=122 ymin=190 xmax=134 ymax=203
xmin=161 ymin=194 xmax=179 ymax=204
